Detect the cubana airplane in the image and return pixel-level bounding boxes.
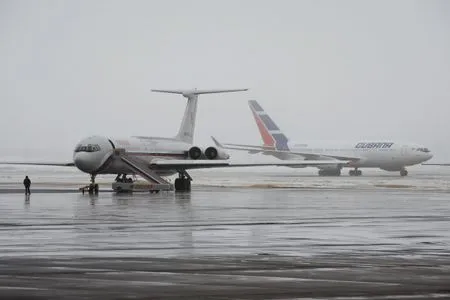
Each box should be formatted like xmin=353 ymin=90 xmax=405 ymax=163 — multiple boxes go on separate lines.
xmin=219 ymin=100 xmax=433 ymax=177
xmin=1 ymin=89 xmax=351 ymax=193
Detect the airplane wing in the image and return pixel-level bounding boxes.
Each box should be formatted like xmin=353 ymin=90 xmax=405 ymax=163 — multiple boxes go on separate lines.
xmin=218 ymin=142 xmax=361 ymax=162
xmin=150 ymin=159 xmax=350 ymax=170
xmin=0 ymin=161 xmax=75 ymax=167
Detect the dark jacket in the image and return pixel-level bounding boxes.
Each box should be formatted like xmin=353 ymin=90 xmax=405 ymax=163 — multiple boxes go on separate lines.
xmin=23 ymin=178 xmax=31 ymax=187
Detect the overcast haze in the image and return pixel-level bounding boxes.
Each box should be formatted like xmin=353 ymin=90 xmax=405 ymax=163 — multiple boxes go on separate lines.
xmin=1 ymin=0 xmax=449 ymax=162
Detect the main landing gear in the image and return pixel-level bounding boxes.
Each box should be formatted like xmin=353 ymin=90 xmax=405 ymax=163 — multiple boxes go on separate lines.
xmin=349 ymin=168 xmax=362 ymax=176
xmin=80 ymin=174 xmax=99 ymax=195
xmin=400 ymin=168 xmax=408 ymax=177
xmin=174 ymin=171 xmax=191 ymax=192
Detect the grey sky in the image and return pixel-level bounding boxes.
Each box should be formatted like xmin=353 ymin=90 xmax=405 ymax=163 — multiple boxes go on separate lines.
xmin=1 ymin=0 xmax=449 ymax=162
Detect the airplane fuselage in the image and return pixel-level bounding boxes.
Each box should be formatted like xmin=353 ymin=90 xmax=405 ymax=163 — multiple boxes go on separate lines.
xmin=280 ymin=140 xmax=433 ymax=171
xmin=73 ymin=135 xmax=196 ymax=176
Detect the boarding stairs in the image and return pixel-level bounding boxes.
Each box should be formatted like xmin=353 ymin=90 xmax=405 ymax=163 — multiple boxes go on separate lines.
xmin=118 ymin=153 xmax=173 ymax=192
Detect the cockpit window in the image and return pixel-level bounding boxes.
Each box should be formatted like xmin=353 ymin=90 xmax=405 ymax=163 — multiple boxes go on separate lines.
xmin=74 ymin=144 xmax=101 ymax=153
xmin=416 ymin=147 xmax=430 ymax=153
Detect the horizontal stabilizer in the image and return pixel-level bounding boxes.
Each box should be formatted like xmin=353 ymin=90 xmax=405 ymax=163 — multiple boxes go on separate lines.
xmin=151 ymin=89 xmax=248 ymax=96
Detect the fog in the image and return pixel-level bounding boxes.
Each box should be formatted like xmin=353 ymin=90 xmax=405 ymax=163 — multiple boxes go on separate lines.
xmin=1 ymin=0 xmax=449 ymax=162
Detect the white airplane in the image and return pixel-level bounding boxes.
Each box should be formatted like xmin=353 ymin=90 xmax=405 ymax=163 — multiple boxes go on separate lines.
xmin=0 ymin=89 xmax=351 ymax=193
xmin=219 ymin=100 xmax=433 ymax=177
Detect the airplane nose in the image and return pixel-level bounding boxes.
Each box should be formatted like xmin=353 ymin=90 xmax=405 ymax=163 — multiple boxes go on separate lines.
xmin=421 ymin=151 xmax=433 ymax=162
xmin=74 ymin=152 xmax=97 ymax=173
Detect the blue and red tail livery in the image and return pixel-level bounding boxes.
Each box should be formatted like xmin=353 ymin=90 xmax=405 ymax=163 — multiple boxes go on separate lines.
xmin=248 ymin=100 xmax=290 ymax=151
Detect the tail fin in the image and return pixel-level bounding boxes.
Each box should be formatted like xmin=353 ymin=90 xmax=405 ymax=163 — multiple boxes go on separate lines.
xmin=152 ymin=89 xmax=248 ymax=144
xmin=248 ymin=100 xmax=290 ymax=151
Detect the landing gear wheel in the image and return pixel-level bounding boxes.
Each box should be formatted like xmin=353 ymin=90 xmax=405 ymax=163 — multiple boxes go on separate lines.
xmin=184 ymin=179 xmax=191 ymax=191
xmin=349 ymin=169 xmax=362 ymax=176
xmin=400 ymin=169 xmax=408 ymax=176
xmin=174 ymin=178 xmax=183 ymax=191
xmin=174 ymin=178 xmax=191 ymax=191
xmin=175 ymin=172 xmax=192 ymax=192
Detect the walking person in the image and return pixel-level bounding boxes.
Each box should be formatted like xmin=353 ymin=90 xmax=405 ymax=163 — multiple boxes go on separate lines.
xmin=23 ymin=176 xmax=31 ymax=195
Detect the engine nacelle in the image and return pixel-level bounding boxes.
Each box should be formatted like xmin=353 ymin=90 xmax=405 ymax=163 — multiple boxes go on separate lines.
xmin=318 ymin=164 xmax=342 ymax=171
xmin=204 ymin=146 xmax=230 ymax=160
xmin=188 ymin=146 xmax=203 ymax=160
xmin=318 ymin=164 xmax=343 ymax=176
xmin=379 ymin=166 xmax=402 ymax=172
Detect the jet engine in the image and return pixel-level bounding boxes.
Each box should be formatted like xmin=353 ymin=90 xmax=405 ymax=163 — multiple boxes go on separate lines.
xmin=204 ymin=146 xmax=230 ymax=160
xmin=379 ymin=166 xmax=402 ymax=172
xmin=318 ymin=164 xmax=342 ymax=176
xmin=188 ymin=146 xmax=203 ymax=160
xmin=318 ymin=164 xmax=341 ymax=171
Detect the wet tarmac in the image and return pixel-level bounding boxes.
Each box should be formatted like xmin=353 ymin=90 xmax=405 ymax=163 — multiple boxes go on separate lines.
xmin=0 ymin=172 xmax=449 ymax=299
xmin=1 ymin=254 xmax=449 ymax=299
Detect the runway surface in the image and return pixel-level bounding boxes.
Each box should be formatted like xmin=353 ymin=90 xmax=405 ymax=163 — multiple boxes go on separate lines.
xmin=0 ymin=165 xmax=449 ymax=299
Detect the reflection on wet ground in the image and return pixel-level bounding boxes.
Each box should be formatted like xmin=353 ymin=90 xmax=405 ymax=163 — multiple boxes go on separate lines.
xmin=0 ymin=185 xmax=449 ymax=298
xmin=1 ymin=188 xmax=449 ymax=258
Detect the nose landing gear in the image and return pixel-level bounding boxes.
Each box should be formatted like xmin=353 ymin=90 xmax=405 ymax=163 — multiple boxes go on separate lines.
xmin=400 ymin=168 xmax=408 ymax=177
xmin=80 ymin=174 xmax=99 ymax=195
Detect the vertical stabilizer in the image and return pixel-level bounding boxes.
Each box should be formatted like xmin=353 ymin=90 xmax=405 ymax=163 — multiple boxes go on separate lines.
xmin=175 ymin=93 xmax=198 ymax=143
xmin=151 ymin=89 xmax=248 ymax=144
xmin=248 ymin=100 xmax=290 ymax=151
